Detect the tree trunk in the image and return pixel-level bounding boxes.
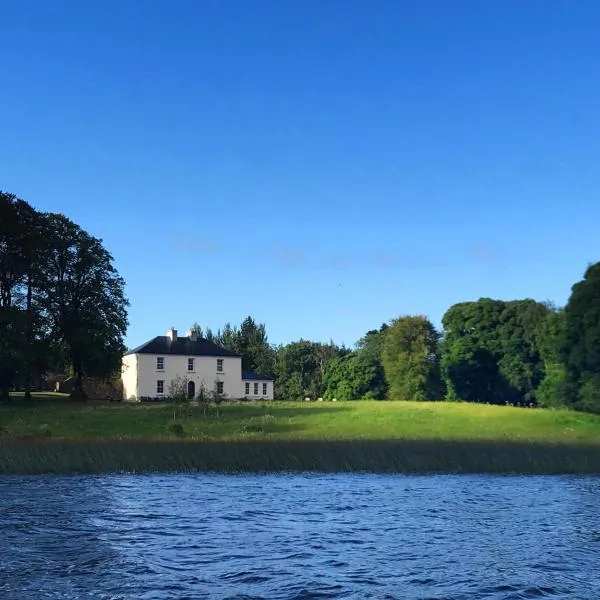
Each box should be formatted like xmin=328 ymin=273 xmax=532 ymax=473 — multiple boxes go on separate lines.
xmin=70 ymin=361 xmax=87 ymax=400
xmin=0 ymin=385 xmax=10 ymax=402
xmin=23 ymin=275 xmax=33 ymax=400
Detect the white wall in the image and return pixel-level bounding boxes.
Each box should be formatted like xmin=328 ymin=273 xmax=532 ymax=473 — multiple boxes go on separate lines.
xmin=122 ymin=352 xmax=275 ymax=401
xmin=136 ymin=354 xmax=243 ymax=399
xmin=121 ymin=354 xmax=138 ymax=400
xmin=241 ymin=379 xmax=274 ymax=401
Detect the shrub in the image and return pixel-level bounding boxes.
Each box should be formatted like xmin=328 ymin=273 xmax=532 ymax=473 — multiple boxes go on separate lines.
xmin=168 ymin=376 xmax=191 ymax=420
xmin=38 ymin=424 xmax=52 ymax=438
xmin=167 ymin=423 xmax=186 ymax=438
xmin=241 ymin=422 xmax=264 ymax=433
xmin=535 ymin=365 xmax=571 ymax=409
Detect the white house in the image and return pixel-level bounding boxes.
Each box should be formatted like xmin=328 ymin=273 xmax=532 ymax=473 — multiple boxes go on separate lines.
xmin=121 ymin=327 xmax=275 ymax=401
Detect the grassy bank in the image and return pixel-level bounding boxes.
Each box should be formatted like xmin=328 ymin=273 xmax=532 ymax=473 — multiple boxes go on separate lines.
xmin=1 ymin=400 xmax=599 ymax=474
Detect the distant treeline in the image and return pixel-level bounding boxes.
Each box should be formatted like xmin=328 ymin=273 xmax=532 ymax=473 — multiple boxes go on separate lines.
xmin=2 ymin=190 xmax=599 ymax=412
xmin=195 ymin=265 xmax=600 ymax=413
xmin=0 ymin=191 xmax=128 ymax=400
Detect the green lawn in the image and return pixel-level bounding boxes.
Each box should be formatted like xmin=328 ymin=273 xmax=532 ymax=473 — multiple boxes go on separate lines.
xmin=1 ymin=399 xmax=599 ymax=442
xmin=1 ymin=400 xmax=599 ymax=474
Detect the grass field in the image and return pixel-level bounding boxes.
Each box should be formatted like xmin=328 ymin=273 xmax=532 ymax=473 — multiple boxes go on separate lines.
xmin=1 ymin=398 xmax=599 ymax=474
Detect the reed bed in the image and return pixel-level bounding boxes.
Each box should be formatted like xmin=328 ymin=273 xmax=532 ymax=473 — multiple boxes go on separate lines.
xmin=1 ymin=438 xmax=599 ymax=475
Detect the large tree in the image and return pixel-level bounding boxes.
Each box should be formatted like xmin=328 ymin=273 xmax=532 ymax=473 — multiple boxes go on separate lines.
xmin=534 ymin=305 xmax=570 ymax=408
xmin=41 ymin=214 xmax=128 ymax=399
xmin=441 ymin=298 xmax=549 ymax=404
xmin=198 ymin=316 xmax=276 ymax=377
xmin=323 ymin=323 xmax=388 ymax=401
xmin=237 ymin=316 xmax=276 ymax=377
xmin=323 ymin=350 xmax=387 ymax=400
xmin=0 ymin=192 xmax=43 ymax=400
xmin=275 ymin=340 xmax=346 ymax=400
xmin=381 ymin=315 xmax=443 ymax=401
xmin=496 ymin=299 xmax=549 ymax=403
xmin=562 ymin=262 xmax=600 ymax=412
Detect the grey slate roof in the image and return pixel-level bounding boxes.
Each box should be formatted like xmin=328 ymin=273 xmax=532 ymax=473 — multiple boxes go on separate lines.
xmin=125 ymin=336 xmax=240 ymax=357
xmin=242 ymin=370 xmax=275 ymax=381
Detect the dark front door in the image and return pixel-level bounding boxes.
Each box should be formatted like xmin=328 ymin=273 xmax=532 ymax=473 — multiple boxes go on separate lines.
xmin=187 ymin=380 xmax=195 ymax=399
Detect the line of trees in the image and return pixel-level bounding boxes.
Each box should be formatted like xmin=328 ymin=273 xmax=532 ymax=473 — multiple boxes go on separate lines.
xmin=0 ymin=191 xmax=128 ymax=400
xmin=3 ymin=190 xmax=598 ymax=413
xmin=197 ymin=262 xmax=600 ymax=413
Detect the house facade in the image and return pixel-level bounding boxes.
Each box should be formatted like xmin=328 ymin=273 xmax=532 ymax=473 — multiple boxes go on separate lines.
xmin=122 ymin=327 xmax=274 ymax=401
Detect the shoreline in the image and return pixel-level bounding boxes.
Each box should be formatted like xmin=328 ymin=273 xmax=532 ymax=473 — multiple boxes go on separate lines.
xmin=1 ymin=438 xmax=599 ymax=475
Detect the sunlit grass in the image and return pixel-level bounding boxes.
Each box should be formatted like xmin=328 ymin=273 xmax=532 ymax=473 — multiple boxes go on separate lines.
xmin=1 ymin=400 xmax=599 ymax=474
xmin=1 ymin=399 xmax=600 ymax=442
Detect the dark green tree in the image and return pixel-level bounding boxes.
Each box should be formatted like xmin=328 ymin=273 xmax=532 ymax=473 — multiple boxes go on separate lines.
xmin=197 ymin=316 xmax=276 ymax=377
xmin=275 ymin=340 xmax=345 ymax=400
xmin=356 ymin=323 xmax=388 ymax=358
xmin=497 ymin=299 xmax=550 ymax=403
xmin=355 ymin=323 xmax=388 ymax=399
xmin=214 ymin=323 xmax=240 ymax=353
xmin=562 ymin=262 xmax=600 ymax=412
xmin=0 ymin=192 xmax=43 ymax=400
xmin=323 ymin=349 xmax=387 ymax=400
xmin=237 ymin=315 xmax=276 ymax=377
xmin=441 ymin=298 xmax=549 ymax=405
xmin=41 ymin=214 xmax=129 ymax=399
xmin=274 ymin=340 xmax=316 ymax=400
xmin=382 ymin=315 xmax=443 ymax=401
xmin=534 ymin=305 xmax=570 ymax=408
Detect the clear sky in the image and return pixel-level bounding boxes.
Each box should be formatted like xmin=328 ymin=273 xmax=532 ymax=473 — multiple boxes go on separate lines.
xmin=2 ymin=0 xmax=599 ymax=349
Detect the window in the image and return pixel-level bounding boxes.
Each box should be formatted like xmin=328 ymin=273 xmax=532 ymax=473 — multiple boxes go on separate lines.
xmin=187 ymin=358 xmax=194 ymax=371
xmin=157 ymin=380 xmax=164 ymax=394
xmin=216 ymin=381 xmax=224 ymax=395
xmin=216 ymin=359 xmax=223 ymax=372
xmin=253 ymin=383 xmax=259 ymax=395
xmin=245 ymin=382 xmax=250 ymax=395
xmin=156 ymin=357 xmax=164 ymax=370
xmin=263 ymin=383 xmax=268 ymax=395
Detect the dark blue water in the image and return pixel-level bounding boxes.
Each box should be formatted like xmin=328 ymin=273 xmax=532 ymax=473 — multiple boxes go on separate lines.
xmin=0 ymin=474 xmax=599 ymax=599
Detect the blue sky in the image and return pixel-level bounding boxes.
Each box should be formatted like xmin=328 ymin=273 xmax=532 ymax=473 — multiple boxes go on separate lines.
xmin=2 ymin=0 xmax=599 ymax=349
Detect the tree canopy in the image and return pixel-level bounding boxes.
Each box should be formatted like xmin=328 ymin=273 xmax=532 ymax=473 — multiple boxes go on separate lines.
xmin=562 ymin=262 xmax=600 ymax=412
xmin=381 ymin=315 xmax=443 ymax=401
xmin=441 ymin=299 xmax=549 ymax=405
xmin=0 ymin=191 xmax=128 ymax=400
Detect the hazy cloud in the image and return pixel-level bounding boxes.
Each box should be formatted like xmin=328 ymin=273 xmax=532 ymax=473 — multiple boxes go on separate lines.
xmin=325 ymin=254 xmax=356 ymax=270
xmin=372 ymin=252 xmax=403 ymax=269
xmin=269 ymin=244 xmax=307 ymax=268
xmin=468 ymin=244 xmax=496 ymax=263
xmin=169 ymin=232 xmax=224 ymax=254
xmin=171 ymin=233 xmax=505 ymax=272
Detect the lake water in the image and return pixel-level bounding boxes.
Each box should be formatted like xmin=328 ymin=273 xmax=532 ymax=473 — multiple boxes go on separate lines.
xmin=0 ymin=474 xmax=599 ymax=599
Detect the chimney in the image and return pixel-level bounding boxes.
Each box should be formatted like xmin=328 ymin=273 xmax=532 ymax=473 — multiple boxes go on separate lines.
xmin=167 ymin=327 xmax=177 ymax=342
xmin=187 ymin=328 xmax=198 ymax=342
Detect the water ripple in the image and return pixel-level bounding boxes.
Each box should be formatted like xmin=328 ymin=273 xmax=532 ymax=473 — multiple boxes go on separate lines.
xmin=0 ymin=474 xmax=599 ymax=599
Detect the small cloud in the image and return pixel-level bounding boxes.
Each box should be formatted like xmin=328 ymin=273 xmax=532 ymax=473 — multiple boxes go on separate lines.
xmin=468 ymin=244 xmax=500 ymax=264
xmin=372 ymin=252 xmax=402 ymax=269
xmin=325 ymin=254 xmax=355 ymax=270
xmin=270 ymin=244 xmax=307 ymax=268
xmin=169 ymin=232 xmax=223 ymax=254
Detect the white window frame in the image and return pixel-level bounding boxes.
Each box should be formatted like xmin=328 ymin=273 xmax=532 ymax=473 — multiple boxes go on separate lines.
xmin=156 ymin=356 xmax=164 ymax=370
xmin=262 ymin=383 xmax=267 ymax=395
xmin=216 ymin=381 xmax=224 ymax=395
xmin=187 ymin=358 xmax=194 ymax=372
xmin=216 ymin=359 xmax=224 ymax=372
xmin=253 ymin=382 xmax=259 ymax=395
xmin=157 ymin=380 xmax=164 ymax=395
xmin=245 ymin=382 xmax=250 ymax=395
